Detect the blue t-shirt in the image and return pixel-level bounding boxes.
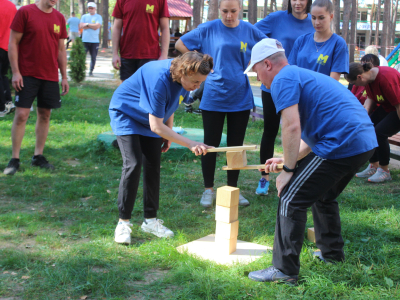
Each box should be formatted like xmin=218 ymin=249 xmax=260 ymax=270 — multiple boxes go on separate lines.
xmin=180 ymin=19 xmax=266 ymax=112
xmin=271 ymin=65 xmax=377 ymax=160
xmin=81 ymin=13 xmax=103 ymax=43
xmin=109 ymin=59 xmax=188 ymax=138
xmin=254 ymin=10 xmax=314 ymax=92
xmin=67 ymin=17 xmax=80 ymax=33
xmin=288 ymin=33 xmax=349 ymax=76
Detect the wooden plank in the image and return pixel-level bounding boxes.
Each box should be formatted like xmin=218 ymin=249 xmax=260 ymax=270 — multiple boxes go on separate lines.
xmin=307 ymin=227 xmax=316 ymax=243
xmin=216 ymin=186 xmax=240 ymax=207
xmin=222 ymin=164 xmax=284 ymax=171
xmin=226 ymin=151 xmax=247 ymax=168
xmin=206 ymin=145 xmax=257 ymax=153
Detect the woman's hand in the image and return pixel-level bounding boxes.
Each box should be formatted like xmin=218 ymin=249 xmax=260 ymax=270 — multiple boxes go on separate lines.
xmin=189 ymin=142 xmax=213 ymax=156
xmin=264 ymin=158 xmax=284 ymax=173
xmin=161 ymin=138 xmax=172 ymax=153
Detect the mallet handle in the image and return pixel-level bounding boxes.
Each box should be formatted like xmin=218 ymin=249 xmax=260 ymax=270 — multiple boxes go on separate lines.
xmin=222 ymin=164 xmax=284 ymax=170
xmin=205 ymin=145 xmax=257 ymax=153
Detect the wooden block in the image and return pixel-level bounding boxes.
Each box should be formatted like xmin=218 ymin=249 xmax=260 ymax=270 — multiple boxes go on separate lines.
xmin=215 ymin=205 xmax=238 ymax=223
xmin=226 ymin=151 xmax=247 ymax=168
xmin=215 ymin=220 xmax=239 ymax=239
xmin=215 ymin=236 xmax=237 ymax=254
xmin=216 ymin=186 xmax=240 ymax=207
xmin=307 ymin=227 xmax=316 ymax=243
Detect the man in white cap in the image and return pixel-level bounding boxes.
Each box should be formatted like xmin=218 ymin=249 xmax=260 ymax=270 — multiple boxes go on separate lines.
xmin=245 ymin=38 xmax=378 ymax=285
xmin=80 ymin=2 xmax=103 ymax=76
xmin=364 ymin=45 xmax=389 ymax=67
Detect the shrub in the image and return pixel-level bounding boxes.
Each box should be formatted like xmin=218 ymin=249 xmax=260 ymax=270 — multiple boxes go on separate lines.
xmin=68 ymin=37 xmax=86 ymax=83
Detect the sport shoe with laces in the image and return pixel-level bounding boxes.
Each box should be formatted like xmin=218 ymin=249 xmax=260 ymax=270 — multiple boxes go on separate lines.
xmin=356 ymin=164 xmax=377 ymax=178
xmin=200 ymin=189 xmax=214 ymax=207
xmin=141 ymin=219 xmax=174 ymax=238
xmin=114 ymin=222 xmax=133 ymax=244
xmin=248 ymin=266 xmax=298 ymax=286
xmin=255 ymin=178 xmax=269 ymax=195
xmin=239 ymin=193 xmax=250 ymax=206
xmin=5 ymin=102 xmax=15 ymax=114
xmin=368 ymin=168 xmax=392 ymax=183
xmin=31 ymin=155 xmax=55 ymax=170
xmin=3 ymin=158 xmax=20 ymax=175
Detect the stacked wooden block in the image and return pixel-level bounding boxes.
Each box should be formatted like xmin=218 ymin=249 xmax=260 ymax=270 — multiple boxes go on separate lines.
xmin=215 ymin=186 xmax=239 ymax=254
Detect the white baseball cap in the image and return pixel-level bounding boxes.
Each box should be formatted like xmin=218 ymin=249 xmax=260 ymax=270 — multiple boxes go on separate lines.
xmin=244 ymin=38 xmax=285 ymax=74
xmin=87 ymin=2 xmax=97 ymax=8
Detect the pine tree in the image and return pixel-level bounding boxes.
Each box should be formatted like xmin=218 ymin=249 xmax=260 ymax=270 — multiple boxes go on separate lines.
xmin=68 ymin=37 xmax=86 ymax=83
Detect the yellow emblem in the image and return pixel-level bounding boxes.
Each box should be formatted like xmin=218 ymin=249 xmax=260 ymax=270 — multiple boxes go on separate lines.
xmin=240 ymin=41 xmax=247 ymax=53
xmin=317 ymin=54 xmax=329 ymax=65
xmin=146 ymin=4 xmax=154 ymax=13
xmin=376 ymin=95 xmax=384 ymax=102
xmin=54 ymin=24 xmax=60 ymax=34
xmin=179 ymin=95 xmax=184 ymax=104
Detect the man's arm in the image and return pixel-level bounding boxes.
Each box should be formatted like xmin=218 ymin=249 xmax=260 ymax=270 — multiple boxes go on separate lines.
xmin=8 ymin=30 xmax=24 ymax=92
xmin=159 ymin=17 xmax=170 ymax=60
xmin=363 ymin=96 xmax=376 ymax=114
xmin=112 ymin=18 xmax=123 ymax=69
xmin=58 ymin=39 xmax=69 ymax=95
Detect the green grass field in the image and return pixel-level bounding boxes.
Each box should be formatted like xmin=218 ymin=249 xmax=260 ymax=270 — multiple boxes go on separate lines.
xmin=0 ymin=81 xmax=399 ymax=299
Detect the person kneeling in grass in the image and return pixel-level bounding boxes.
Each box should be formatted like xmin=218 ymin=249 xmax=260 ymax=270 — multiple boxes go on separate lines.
xmin=109 ymin=52 xmax=214 ymax=244
xmin=345 ymin=62 xmax=400 ymax=183
xmin=245 ymin=38 xmax=377 ymax=285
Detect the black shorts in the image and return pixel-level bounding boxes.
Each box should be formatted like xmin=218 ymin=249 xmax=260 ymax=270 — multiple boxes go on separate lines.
xmin=15 ymin=76 xmax=61 ymax=109
xmin=120 ymin=58 xmax=154 ymax=80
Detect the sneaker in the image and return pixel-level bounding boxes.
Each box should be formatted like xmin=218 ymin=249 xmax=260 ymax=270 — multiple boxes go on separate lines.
xmin=185 ymin=104 xmax=193 ymax=113
xmin=200 ymin=189 xmax=214 ymax=207
xmin=114 ymin=222 xmax=133 ymax=244
xmin=356 ymin=164 xmax=377 ymax=178
xmin=141 ymin=219 xmax=174 ymax=238
xmin=368 ymin=168 xmax=392 ymax=183
xmin=3 ymin=158 xmax=20 ymax=175
xmin=0 ymin=110 xmax=7 ymax=117
xmin=5 ymin=102 xmax=15 ymax=114
xmin=255 ymin=178 xmax=269 ymax=195
xmin=193 ymin=109 xmax=202 ymax=115
xmin=248 ymin=266 xmax=298 ymax=286
xmin=31 ymin=155 xmax=55 ymax=170
xmin=313 ymin=250 xmax=338 ymax=264
xmin=239 ymin=193 xmax=250 ymax=206
xmin=89 ymin=71 xmax=93 ymax=76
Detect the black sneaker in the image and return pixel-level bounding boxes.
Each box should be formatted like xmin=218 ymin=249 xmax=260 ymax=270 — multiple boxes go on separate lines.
xmin=193 ymin=109 xmax=202 ymax=115
xmin=3 ymin=158 xmax=20 ymax=175
xmin=31 ymin=155 xmax=55 ymax=170
xmin=185 ymin=104 xmax=193 ymax=113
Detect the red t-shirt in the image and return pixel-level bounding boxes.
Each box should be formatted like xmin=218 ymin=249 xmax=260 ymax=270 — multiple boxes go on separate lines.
xmin=0 ymin=0 xmax=17 ymax=51
xmin=112 ymin=0 xmax=170 ymax=59
xmin=351 ymin=85 xmax=367 ymax=105
xmin=11 ymin=4 xmax=67 ymax=82
xmin=365 ymin=66 xmax=400 ymax=112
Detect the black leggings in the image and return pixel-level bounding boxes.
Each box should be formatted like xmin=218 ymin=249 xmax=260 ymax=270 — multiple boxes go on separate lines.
xmin=260 ymin=91 xmax=281 ymax=176
xmin=201 ymin=109 xmax=250 ymax=188
xmin=369 ymin=106 xmax=400 ymax=166
xmin=0 ymin=49 xmax=12 ymax=111
xmin=116 ymin=134 xmax=162 ymax=220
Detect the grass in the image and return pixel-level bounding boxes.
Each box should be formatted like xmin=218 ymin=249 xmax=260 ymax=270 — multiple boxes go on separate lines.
xmin=0 ymin=81 xmax=399 ymax=299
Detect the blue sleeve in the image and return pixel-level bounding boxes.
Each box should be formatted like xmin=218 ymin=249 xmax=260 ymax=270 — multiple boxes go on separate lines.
xmin=288 ymin=37 xmax=301 ymax=65
xmin=180 ymin=27 xmax=202 ymax=51
xmin=139 ymin=78 xmax=167 ymax=119
xmin=80 ymin=15 xmax=85 ymax=23
xmin=330 ymin=38 xmax=349 ymax=74
xmin=254 ymin=14 xmax=275 ymax=37
xmin=97 ymin=15 xmax=103 ymax=25
xmin=271 ymin=78 xmax=301 ymax=113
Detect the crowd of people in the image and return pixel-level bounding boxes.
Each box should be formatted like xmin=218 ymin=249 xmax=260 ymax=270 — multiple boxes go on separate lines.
xmin=1 ymin=0 xmax=399 ymax=286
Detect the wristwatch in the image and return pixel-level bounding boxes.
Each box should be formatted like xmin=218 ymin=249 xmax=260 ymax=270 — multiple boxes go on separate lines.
xmin=283 ymin=165 xmax=296 ymax=173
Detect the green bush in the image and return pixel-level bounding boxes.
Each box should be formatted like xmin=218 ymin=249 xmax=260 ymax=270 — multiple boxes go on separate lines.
xmin=68 ymin=37 xmax=86 ymax=83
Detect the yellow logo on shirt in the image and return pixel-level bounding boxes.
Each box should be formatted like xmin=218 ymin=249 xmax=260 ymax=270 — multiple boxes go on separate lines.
xmin=240 ymin=42 xmax=247 ymax=53
xmin=376 ymin=95 xmax=384 ymax=102
xmin=146 ymin=4 xmax=154 ymax=13
xmin=179 ymin=95 xmax=184 ymax=104
xmin=362 ymin=90 xmax=367 ymax=96
xmin=54 ymin=24 xmax=60 ymax=34
xmin=317 ymin=54 xmax=329 ymax=65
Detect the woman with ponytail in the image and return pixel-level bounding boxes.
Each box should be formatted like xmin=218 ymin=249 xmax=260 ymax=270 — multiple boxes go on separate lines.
xmin=345 ymin=62 xmax=400 ymax=183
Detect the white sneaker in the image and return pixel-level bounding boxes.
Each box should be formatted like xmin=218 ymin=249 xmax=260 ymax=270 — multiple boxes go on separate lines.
xmin=141 ymin=219 xmax=174 ymax=238
xmin=200 ymin=189 xmax=214 ymax=207
xmin=368 ymin=168 xmax=392 ymax=183
xmin=356 ymin=164 xmax=377 ymax=178
xmin=114 ymin=222 xmax=133 ymax=244
xmin=5 ymin=102 xmax=15 ymax=114
xmin=239 ymin=193 xmax=250 ymax=206
xmin=0 ymin=110 xmax=6 ymax=117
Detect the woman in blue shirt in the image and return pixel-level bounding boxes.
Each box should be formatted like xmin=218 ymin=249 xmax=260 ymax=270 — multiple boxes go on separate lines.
xmin=254 ymin=0 xmax=314 ymax=196
xmin=109 ymin=52 xmax=213 ymax=244
xmin=175 ymin=0 xmax=266 ymax=208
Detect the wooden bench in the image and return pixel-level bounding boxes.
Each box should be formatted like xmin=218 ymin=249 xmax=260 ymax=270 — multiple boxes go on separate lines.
xmin=389 ymin=133 xmax=400 ymax=160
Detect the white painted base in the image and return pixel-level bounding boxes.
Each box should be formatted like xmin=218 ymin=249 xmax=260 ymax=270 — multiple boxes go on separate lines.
xmin=176 ymin=234 xmax=272 ymax=265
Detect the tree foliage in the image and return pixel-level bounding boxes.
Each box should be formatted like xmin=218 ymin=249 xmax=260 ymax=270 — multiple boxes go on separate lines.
xmin=68 ymin=37 xmax=87 ymax=83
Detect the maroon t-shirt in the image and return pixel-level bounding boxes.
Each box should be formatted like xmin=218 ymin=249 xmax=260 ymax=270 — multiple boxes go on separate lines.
xmin=351 ymin=85 xmax=367 ymax=105
xmin=0 ymin=0 xmax=17 ymax=51
xmin=11 ymin=4 xmax=67 ymax=82
xmin=112 ymin=0 xmax=169 ymax=59
xmin=365 ymin=66 xmax=400 ymax=112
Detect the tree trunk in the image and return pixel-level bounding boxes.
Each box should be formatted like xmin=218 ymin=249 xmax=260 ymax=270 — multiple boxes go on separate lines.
xmin=70 ymin=0 xmax=74 ymax=14
xmin=349 ymin=0 xmax=357 ymax=62
xmin=79 ymin=0 xmax=86 ymax=16
xmin=239 ymin=0 xmax=244 ymax=20
xmin=193 ymin=0 xmax=202 ymax=28
xmin=375 ymin=0 xmax=381 ymax=45
xmin=381 ymin=0 xmax=390 ymax=57
xmin=270 ymin=0 xmax=276 ymax=13
xmin=248 ymin=0 xmax=258 ymax=24
xmin=342 ymin=0 xmax=351 ymax=44
xmin=333 ymin=0 xmax=340 ymax=34
xmin=208 ymin=0 xmax=219 ymax=21
xmin=25 ymin=0 xmax=30 ymax=5
xmin=102 ymin=0 xmax=109 ymax=48
xmin=263 ymin=0 xmax=269 ymax=17
xmin=369 ymin=2 xmax=375 ymax=45
xmin=392 ymin=0 xmax=399 ymax=46
xmin=281 ymin=0 xmax=289 ymax=11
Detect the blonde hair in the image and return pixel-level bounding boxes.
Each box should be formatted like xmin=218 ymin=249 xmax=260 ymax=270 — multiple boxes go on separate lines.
xmin=170 ymin=52 xmax=214 ymax=82
xmin=218 ymin=0 xmax=242 ymax=8
xmin=365 ymin=46 xmax=379 ymax=56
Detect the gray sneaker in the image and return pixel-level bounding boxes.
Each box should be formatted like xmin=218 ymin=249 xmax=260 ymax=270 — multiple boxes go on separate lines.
xmin=200 ymin=189 xmax=214 ymax=207
xmin=368 ymin=168 xmax=391 ymax=183
xmin=248 ymin=266 xmax=298 ymax=286
xmin=356 ymin=164 xmax=377 ymax=178
xmin=239 ymin=193 xmax=250 ymax=206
